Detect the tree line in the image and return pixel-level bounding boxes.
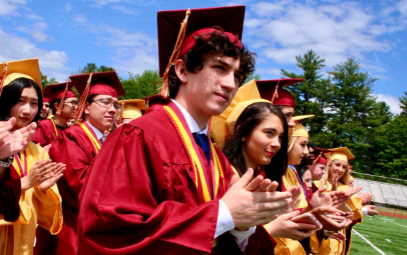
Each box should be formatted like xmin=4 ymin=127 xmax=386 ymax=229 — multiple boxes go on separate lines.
xmin=41 ymin=50 xmax=407 ymax=180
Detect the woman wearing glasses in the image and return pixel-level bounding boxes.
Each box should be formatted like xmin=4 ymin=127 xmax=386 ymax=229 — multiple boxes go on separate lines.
xmin=35 ymin=72 xmax=125 ymax=255
xmin=32 ymin=82 xmax=78 ymax=149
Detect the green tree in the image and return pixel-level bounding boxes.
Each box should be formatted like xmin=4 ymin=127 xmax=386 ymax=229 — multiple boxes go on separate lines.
xmin=375 ymin=114 xmax=407 ymax=178
xmin=41 ymin=73 xmax=58 ymax=88
xmin=280 ymin=50 xmax=332 ymax=144
xmin=120 ymin=70 xmax=162 ymax=100
xmin=246 ymin=73 xmax=261 ymax=82
xmin=399 ymin=91 xmax=407 ymax=116
xmin=72 ymin=63 xmax=115 ymax=75
xmin=325 ymin=58 xmax=390 ymax=173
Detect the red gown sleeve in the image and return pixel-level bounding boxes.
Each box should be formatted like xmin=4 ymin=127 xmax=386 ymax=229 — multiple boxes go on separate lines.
xmin=49 ymin=127 xmax=96 ymax=208
xmin=32 ymin=123 xmax=48 ymax=147
xmin=0 ymin=167 xmax=21 ymax=222
xmin=78 ymin=124 xmax=220 ymax=255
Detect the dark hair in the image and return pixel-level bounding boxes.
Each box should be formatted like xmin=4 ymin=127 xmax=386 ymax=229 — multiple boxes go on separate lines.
xmin=168 ymin=29 xmax=256 ymax=98
xmin=50 ymin=98 xmax=62 ymax=115
xmin=223 ymin=102 xmax=289 ymax=191
xmin=0 ymin=77 xmax=43 ymax=123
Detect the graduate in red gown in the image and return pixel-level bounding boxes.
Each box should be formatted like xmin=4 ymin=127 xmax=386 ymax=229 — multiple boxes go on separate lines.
xmin=35 ymin=71 xmax=124 ymax=255
xmin=78 ymin=6 xmax=294 ymax=255
xmin=38 ymin=93 xmax=50 ymax=121
xmin=32 ymin=82 xmax=77 ymax=148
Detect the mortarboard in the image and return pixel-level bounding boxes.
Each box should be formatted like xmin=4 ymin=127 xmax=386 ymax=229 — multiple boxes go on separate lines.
xmin=312 ymin=148 xmax=330 ymax=166
xmin=256 ymin=78 xmax=304 ymax=108
xmin=70 ymin=71 xmax=125 ymax=121
xmin=291 ymin=115 xmax=314 ymax=138
xmin=157 ymin=5 xmax=245 ymax=97
xmin=211 ymin=79 xmax=270 ymax=149
xmin=323 ymin=147 xmax=355 ymax=162
xmin=43 ymin=82 xmax=77 ymax=114
xmin=119 ymin=99 xmax=147 ymax=123
xmin=0 ymin=58 xmax=42 ymax=96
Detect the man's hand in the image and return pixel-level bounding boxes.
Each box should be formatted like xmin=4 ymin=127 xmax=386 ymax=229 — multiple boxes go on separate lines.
xmin=0 ymin=118 xmax=37 ymax=159
xmin=366 ymin=205 xmax=379 ymax=216
xmin=222 ymin=169 xmax=293 ymax=231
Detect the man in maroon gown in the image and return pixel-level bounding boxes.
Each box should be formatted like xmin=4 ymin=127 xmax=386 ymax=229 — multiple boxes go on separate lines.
xmin=78 ymin=6 xmax=293 ymax=255
xmin=32 ymin=82 xmax=77 ymax=147
xmin=34 ymin=72 xmax=125 ymax=255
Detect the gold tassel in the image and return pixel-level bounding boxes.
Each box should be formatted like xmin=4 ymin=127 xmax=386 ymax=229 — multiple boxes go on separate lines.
xmin=270 ymin=80 xmax=281 ymax=104
xmin=56 ymin=82 xmax=69 ymax=114
xmin=0 ymin=62 xmax=9 ymax=97
xmin=74 ymin=73 xmax=93 ymax=122
xmin=159 ymin=9 xmax=191 ymax=98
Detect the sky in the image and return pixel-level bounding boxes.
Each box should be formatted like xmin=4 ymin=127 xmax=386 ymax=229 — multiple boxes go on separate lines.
xmin=0 ymin=0 xmax=406 ymax=114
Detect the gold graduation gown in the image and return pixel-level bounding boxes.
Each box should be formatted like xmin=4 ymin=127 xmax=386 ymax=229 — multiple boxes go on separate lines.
xmin=0 ymin=142 xmax=63 ymax=255
xmin=273 ymin=166 xmax=308 ymax=255
xmin=311 ymin=181 xmax=362 ymax=255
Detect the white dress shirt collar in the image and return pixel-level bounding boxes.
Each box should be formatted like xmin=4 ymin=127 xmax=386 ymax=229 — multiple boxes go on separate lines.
xmin=86 ymin=121 xmax=104 ymax=140
xmin=171 ymin=99 xmax=208 ymax=135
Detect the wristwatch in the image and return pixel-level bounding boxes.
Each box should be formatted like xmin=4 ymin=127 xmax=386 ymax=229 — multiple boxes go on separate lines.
xmin=0 ymin=156 xmax=14 ymax=168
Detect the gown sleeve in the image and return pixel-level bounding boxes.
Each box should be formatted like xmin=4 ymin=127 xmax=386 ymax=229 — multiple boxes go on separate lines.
xmin=78 ymin=125 xmax=220 ymax=255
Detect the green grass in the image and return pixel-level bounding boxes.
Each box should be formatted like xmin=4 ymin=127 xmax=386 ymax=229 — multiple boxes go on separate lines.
xmin=350 ymin=215 xmax=407 ymax=254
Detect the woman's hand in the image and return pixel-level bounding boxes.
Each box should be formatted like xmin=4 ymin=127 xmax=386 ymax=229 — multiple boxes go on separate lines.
xmin=267 ymin=210 xmax=319 ymax=240
xmin=39 ymin=163 xmax=65 ymax=192
xmin=0 ymin=119 xmax=37 ymax=159
xmin=21 ymin=160 xmax=55 ymax=191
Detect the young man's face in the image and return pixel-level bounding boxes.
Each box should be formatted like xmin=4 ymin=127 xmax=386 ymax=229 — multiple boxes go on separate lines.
xmin=84 ymin=94 xmax=118 ymax=133
xmin=178 ymin=53 xmax=243 ymax=119
xmin=278 ymin=106 xmax=295 ymax=128
xmin=40 ymin=102 xmax=50 ymax=119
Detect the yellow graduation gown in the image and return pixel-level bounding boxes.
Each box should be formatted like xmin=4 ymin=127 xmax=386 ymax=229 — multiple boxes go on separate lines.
xmin=273 ymin=166 xmax=308 ymax=255
xmin=311 ymin=181 xmax=362 ymax=255
xmin=0 ymin=142 xmax=63 ymax=255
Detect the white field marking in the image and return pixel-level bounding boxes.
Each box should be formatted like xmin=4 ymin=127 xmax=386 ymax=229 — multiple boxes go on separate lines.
xmin=385 ymin=239 xmax=392 ymax=242
xmin=353 ymin=229 xmax=387 ymax=255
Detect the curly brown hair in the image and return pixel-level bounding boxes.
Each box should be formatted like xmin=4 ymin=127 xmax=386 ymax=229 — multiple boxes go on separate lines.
xmin=168 ymin=29 xmax=256 ymax=98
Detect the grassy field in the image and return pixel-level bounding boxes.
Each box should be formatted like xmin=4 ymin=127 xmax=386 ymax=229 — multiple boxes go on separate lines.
xmin=350 ymin=215 xmax=407 ymax=254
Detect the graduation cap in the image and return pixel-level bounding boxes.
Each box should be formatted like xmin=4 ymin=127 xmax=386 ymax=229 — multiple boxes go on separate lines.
xmin=157 ymin=5 xmax=245 ymax=97
xmin=43 ymin=82 xmax=77 ymax=114
xmin=312 ymin=148 xmax=330 ymax=166
xmin=118 ymin=99 xmax=147 ymax=123
xmin=0 ymin=58 xmax=42 ymax=96
xmin=323 ymin=147 xmax=355 ymax=162
xmin=211 ymin=79 xmax=270 ymax=149
xmin=291 ymin=115 xmax=314 ymax=138
xmin=69 ymin=71 xmax=125 ymax=121
xmin=256 ymin=78 xmax=304 ymax=108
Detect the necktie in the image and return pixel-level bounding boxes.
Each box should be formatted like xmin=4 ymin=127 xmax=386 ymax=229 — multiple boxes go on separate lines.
xmin=99 ymin=135 xmax=107 ymax=144
xmin=193 ymin=133 xmax=210 ymax=163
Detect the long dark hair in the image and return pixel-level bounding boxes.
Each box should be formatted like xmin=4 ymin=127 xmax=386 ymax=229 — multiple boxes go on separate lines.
xmin=223 ymin=102 xmax=289 ymax=191
xmin=0 ymin=77 xmax=43 ymax=123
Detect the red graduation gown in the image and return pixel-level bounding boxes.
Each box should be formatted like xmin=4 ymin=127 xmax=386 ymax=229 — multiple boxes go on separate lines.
xmin=0 ymin=167 xmax=21 ymax=222
xmin=32 ymin=119 xmax=63 ymax=147
xmin=34 ymin=122 xmax=101 ymax=255
xmin=78 ymin=103 xmax=242 ymax=255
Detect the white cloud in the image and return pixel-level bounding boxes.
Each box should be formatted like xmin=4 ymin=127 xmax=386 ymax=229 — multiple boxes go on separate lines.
xmin=65 ymin=3 xmax=72 ymax=12
xmin=0 ymin=0 xmax=26 ymax=16
xmin=0 ymin=29 xmax=69 ymax=82
xmin=374 ymin=93 xmax=402 ymax=115
xmin=246 ymin=1 xmax=392 ymax=70
xmin=110 ymin=5 xmax=140 ymax=15
xmin=73 ymin=14 xmax=87 ymax=23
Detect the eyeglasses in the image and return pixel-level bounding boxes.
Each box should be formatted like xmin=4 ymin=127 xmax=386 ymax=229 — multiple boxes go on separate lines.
xmin=64 ymin=101 xmax=79 ymax=108
xmin=91 ymin=98 xmax=121 ymax=111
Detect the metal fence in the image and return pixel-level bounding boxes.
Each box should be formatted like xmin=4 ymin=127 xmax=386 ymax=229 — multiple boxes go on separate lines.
xmin=353 ymin=174 xmax=407 ymax=209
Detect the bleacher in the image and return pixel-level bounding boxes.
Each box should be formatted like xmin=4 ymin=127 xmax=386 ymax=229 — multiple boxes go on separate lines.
xmin=354 ymin=178 xmax=407 ymax=208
